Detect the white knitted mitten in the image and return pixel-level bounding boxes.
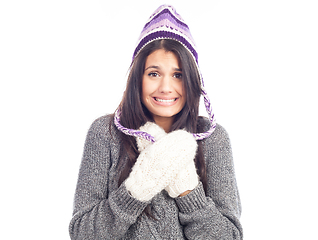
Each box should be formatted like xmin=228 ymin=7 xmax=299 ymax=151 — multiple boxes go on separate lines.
xmin=165 ymin=159 xmax=199 ymax=198
xmin=135 ymin=122 xmax=167 ymax=152
xmin=125 ymin=129 xmax=197 ymax=202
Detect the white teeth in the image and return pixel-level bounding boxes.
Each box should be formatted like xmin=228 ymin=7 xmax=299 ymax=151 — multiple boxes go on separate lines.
xmin=155 ymin=98 xmax=176 ymax=103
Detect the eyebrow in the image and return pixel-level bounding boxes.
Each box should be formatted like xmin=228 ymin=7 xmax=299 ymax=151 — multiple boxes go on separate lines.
xmin=144 ymin=65 xmax=182 ymax=71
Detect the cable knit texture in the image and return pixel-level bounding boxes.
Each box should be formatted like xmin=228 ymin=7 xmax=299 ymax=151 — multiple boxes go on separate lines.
xmin=134 ymin=122 xmax=199 ymax=198
xmin=69 ymin=115 xmax=243 ymax=239
xmin=165 ymin=158 xmax=199 ymax=198
xmin=125 ymin=125 xmax=198 ymax=202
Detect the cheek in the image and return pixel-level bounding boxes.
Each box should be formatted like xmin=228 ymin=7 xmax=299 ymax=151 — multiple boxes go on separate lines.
xmin=142 ymin=79 xmax=156 ymax=99
xmin=178 ymin=83 xmax=187 ymax=106
xmin=141 ymin=79 xmax=151 ymax=103
xmin=176 ymin=82 xmax=185 ymax=98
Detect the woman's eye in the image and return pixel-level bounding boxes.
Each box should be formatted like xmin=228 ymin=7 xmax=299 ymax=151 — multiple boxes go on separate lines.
xmin=148 ymin=72 xmax=159 ymax=77
xmin=174 ymin=73 xmax=182 ymax=79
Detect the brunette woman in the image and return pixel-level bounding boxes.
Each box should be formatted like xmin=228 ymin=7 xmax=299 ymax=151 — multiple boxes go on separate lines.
xmin=69 ymin=5 xmax=243 ymax=239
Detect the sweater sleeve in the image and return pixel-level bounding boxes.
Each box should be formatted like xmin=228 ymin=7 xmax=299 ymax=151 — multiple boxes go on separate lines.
xmin=69 ymin=117 xmax=148 ymax=240
xmin=175 ymin=124 xmax=243 ymax=239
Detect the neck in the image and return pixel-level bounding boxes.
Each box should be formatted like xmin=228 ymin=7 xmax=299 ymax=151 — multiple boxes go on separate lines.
xmin=153 ymin=116 xmax=175 ymax=133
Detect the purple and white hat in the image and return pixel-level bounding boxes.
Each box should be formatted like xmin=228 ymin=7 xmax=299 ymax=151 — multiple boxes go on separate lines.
xmin=114 ymin=5 xmax=216 ymax=142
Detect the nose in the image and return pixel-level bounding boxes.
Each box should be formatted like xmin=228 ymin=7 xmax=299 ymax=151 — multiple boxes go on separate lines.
xmin=158 ymin=76 xmax=172 ymax=93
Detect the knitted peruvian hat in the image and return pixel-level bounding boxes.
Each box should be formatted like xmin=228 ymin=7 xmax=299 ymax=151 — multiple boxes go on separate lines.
xmin=114 ymin=4 xmax=216 ymax=142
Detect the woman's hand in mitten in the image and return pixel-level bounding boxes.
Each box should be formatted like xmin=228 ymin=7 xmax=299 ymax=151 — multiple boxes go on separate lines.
xmin=165 ymin=159 xmax=199 ymax=198
xmin=135 ymin=122 xmax=167 ymax=152
xmin=125 ymin=129 xmax=198 ymax=202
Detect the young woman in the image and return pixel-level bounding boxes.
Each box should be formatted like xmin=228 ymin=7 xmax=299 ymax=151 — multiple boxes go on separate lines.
xmin=69 ymin=5 xmax=243 ymax=239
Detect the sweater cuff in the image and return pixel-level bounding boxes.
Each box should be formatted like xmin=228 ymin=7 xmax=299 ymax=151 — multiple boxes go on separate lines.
xmin=110 ymin=183 xmax=149 ymax=217
xmin=175 ymin=181 xmax=207 ymax=213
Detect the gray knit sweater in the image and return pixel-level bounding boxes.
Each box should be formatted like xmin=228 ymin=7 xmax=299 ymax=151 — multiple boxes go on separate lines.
xmin=69 ymin=115 xmax=243 ymax=239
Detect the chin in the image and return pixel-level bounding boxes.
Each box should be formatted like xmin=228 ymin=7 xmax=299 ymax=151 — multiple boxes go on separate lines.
xmin=153 ymin=110 xmax=181 ymax=119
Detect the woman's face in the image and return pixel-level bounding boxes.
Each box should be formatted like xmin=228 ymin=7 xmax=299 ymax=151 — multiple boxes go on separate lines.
xmin=142 ymin=49 xmax=186 ymax=124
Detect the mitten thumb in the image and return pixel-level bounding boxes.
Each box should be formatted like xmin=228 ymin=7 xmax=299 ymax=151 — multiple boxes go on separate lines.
xmin=165 ymin=160 xmax=199 ymax=198
xmin=136 ymin=122 xmax=167 ymax=152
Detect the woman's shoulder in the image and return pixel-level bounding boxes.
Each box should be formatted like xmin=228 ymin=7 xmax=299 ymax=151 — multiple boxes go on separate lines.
xmin=90 ymin=114 xmax=113 ymax=128
xmin=198 ymin=116 xmax=230 ymax=144
xmin=198 ymin=117 xmax=233 ymax=163
xmin=87 ymin=114 xmax=120 ymax=142
xmin=87 ymin=114 xmax=112 ymax=132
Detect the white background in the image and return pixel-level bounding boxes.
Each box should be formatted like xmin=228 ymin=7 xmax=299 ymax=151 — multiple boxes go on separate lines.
xmin=1 ymin=0 xmax=317 ymax=239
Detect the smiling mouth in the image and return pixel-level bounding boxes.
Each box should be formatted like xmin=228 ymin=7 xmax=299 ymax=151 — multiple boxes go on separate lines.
xmin=154 ymin=97 xmax=177 ymax=103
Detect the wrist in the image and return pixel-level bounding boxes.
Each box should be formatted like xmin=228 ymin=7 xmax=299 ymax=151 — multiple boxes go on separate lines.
xmin=178 ymin=190 xmax=192 ymax=197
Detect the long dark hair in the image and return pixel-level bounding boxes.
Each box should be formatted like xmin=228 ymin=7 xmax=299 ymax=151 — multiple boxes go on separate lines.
xmin=114 ymin=39 xmax=207 ymax=193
